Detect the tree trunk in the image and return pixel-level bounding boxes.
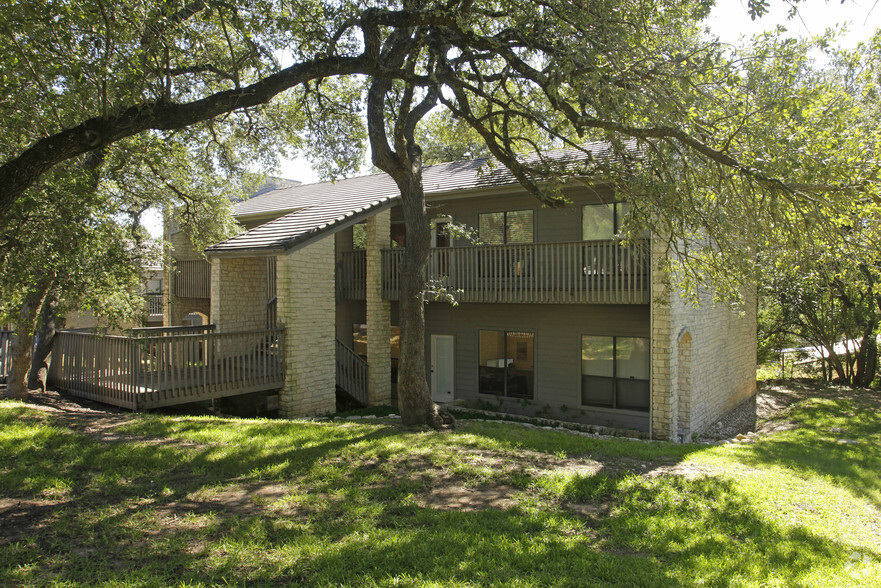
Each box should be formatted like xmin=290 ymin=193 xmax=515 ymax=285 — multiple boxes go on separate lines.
xmin=823 ymin=342 xmax=849 ymax=383
xmin=28 ymin=288 xmax=63 ymax=393
xmin=854 ymin=321 xmax=878 ymax=388
xmin=395 ymin=175 xmax=453 ymax=428
xmin=5 ymin=281 xmax=53 ymax=400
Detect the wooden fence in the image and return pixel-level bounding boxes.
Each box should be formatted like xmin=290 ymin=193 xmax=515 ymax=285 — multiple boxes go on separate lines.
xmin=48 ymin=327 xmax=285 ymax=409
xmin=0 ymin=330 xmax=11 ymax=384
xmin=335 ymin=338 xmax=369 ymax=405
xmin=339 ymin=240 xmax=650 ymax=305
xmin=173 ymin=259 xmax=211 ymax=298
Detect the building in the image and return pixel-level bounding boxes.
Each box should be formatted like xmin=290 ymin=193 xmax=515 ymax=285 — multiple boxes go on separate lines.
xmin=165 ymin=148 xmax=756 ymax=441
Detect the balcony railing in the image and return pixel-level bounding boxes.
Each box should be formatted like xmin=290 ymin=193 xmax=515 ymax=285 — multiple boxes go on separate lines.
xmin=173 ymin=259 xmax=211 ymax=298
xmin=144 ymin=293 xmax=163 ymax=317
xmin=338 ymin=240 xmax=650 ymax=305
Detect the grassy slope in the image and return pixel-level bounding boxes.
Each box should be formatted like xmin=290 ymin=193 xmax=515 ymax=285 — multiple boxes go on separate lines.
xmin=0 ymin=386 xmax=879 ymax=587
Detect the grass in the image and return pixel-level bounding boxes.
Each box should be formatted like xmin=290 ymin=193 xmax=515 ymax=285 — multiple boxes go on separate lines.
xmin=1 ymin=383 xmax=880 ymax=587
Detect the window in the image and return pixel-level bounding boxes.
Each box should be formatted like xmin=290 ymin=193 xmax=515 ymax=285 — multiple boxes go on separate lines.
xmin=479 ymin=210 xmax=534 ymax=244
xmin=479 ymin=330 xmax=534 ymax=398
xmin=581 ymin=335 xmax=650 ymax=411
xmin=582 ymin=202 xmax=630 ymax=240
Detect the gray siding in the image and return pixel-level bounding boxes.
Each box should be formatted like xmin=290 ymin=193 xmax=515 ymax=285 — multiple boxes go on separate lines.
xmin=390 ymin=185 xmax=616 ymax=245
xmin=424 ymin=302 xmax=651 ymax=431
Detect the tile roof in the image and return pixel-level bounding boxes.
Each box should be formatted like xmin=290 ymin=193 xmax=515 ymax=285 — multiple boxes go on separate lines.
xmin=207 ymin=143 xmax=615 ymax=255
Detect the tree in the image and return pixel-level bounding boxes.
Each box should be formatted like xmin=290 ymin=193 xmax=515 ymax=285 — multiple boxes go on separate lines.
xmin=2 ymin=0 xmax=878 ymax=423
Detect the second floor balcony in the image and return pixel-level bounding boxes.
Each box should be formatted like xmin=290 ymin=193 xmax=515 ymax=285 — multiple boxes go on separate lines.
xmin=338 ymin=240 xmax=650 ymax=305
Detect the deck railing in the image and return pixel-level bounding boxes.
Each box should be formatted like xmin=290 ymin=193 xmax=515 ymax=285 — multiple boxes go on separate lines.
xmin=144 ymin=293 xmax=163 ymax=317
xmin=335 ymin=338 xmax=369 ymax=405
xmin=173 ymin=259 xmax=211 ymax=298
xmin=131 ymin=324 xmax=216 ymax=337
xmin=0 ymin=330 xmax=11 ymax=383
xmin=48 ymin=327 xmax=285 ymax=410
xmin=339 ymin=240 xmax=650 ymax=305
xmin=337 ymin=249 xmax=367 ymax=301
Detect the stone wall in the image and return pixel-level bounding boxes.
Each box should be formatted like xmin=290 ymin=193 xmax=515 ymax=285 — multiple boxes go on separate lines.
xmin=276 ymin=237 xmax=337 ymax=417
xmin=650 ymin=238 xmax=757 ymax=440
xmin=209 ymin=256 xmax=269 ymax=332
xmin=670 ymin=285 xmax=757 ymax=438
xmin=650 ymin=238 xmax=677 ymax=440
xmin=366 ymin=211 xmax=392 ymax=405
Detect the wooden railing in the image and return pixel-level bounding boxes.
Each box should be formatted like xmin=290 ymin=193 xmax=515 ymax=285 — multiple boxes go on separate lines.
xmin=144 ymin=294 xmax=163 ymax=317
xmin=337 ymin=249 xmax=367 ymax=301
xmin=131 ymin=324 xmax=215 ymax=337
xmin=49 ymin=327 xmax=285 ymax=410
xmin=335 ymin=338 xmax=369 ymax=405
xmin=339 ymin=240 xmax=650 ymax=305
xmin=267 ymin=297 xmax=277 ymax=329
xmin=0 ymin=330 xmax=11 ymax=383
xmin=173 ymin=259 xmax=211 ymax=298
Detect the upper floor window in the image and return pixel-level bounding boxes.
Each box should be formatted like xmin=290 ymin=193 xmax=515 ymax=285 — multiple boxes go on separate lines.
xmin=582 ymin=202 xmax=630 ymax=241
xmin=479 ymin=210 xmax=534 ymax=245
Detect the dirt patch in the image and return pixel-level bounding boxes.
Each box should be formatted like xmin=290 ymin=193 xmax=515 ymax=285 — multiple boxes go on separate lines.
xmin=0 ymin=498 xmax=69 ymax=546
xmin=420 ymin=484 xmax=520 ymax=511
xmin=156 ymin=483 xmax=294 ymax=518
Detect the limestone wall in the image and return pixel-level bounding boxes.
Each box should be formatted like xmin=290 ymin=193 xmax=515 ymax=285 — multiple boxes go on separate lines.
xmin=670 ymin=285 xmax=757 ymax=438
xmin=209 ymin=257 xmax=270 ymax=332
xmin=276 ymin=237 xmax=337 ymax=417
xmin=650 ymin=238 xmax=757 ymax=440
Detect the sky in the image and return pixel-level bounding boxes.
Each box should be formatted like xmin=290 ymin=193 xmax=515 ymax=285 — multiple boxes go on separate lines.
xmin=275 ymin=0 xmax=881 ymax=184
xmin=144 ymin=0 xmax=881 ymax=237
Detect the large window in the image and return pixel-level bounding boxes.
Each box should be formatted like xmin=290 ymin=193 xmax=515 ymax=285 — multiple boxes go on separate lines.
xmin=479 ymin=330 xmax=534 ymax=398
xmin=581 ymin=335 xmax=650 ymax=411
xmin=479 ymin=210 xmax=534 ymax=244
xmin=582 ymin=202 xmax=630 ymax=240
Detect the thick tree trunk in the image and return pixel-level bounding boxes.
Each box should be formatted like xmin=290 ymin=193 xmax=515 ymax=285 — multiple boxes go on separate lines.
xmin=395 ymin=176 xmax=454 ymax=428
xmin=28 ymin=289 xmax=63 ymax=393
xmin=5 ymin=281 xmax=53 ymax=400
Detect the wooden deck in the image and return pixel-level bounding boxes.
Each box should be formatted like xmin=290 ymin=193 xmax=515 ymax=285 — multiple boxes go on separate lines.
xmin=48 ymin=327 xmax=285 ymax=410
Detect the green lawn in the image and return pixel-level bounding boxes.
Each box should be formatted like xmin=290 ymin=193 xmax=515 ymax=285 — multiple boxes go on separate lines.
xmin=1 ymin=384 xmax=879 ymax=587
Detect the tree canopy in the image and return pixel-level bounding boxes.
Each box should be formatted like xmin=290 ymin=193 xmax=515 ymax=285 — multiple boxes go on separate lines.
xmin=2 ymin=0 xmax=880 ymax=412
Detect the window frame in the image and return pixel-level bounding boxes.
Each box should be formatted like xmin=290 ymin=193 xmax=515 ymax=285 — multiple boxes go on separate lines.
xmin=478 ymin=209 xmax=535 ymax=245
xmin=580 ymin=334 xmax=650 ymax=412
xmin=478 ymin=329 xmax=535 ymax=400
xmin=581 ymin=202 xmax=629 ymax=241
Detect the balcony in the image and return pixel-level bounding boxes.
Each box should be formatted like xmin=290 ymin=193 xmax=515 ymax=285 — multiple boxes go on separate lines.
xmin=173 ymin=259 xmax=211 ymax=298
xmin=144 ymin=293 xmax=163 ymax=318
xmin=338 ymin=240 xmax=650 ymax=305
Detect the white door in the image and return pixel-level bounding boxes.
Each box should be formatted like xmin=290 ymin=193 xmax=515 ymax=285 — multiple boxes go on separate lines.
xmin=431 ymin=334 xmax=455 ymax=402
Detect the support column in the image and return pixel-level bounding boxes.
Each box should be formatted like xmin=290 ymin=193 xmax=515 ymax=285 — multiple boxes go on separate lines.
xmin=366 ymin=211 xmax=392 ymax=405
xmin=277 ymin=237 xmax=337 ymax=417
xmin=209 ymin=256 xmax=268 ymax=332
xmin=650 ymin=237 xmax=677 ymax=441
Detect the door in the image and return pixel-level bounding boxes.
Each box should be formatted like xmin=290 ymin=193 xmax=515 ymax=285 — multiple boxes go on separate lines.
xmin=431 ymin=334 xmax=455 ymax=402
xmin=430 ymin=219 xmax=452 ymax=277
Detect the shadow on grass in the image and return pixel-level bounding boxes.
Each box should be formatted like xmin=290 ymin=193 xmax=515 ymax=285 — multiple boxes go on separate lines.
xmin=4 ymin=468 xmax=875 ymax=586
xmin=733 ymin=394 xmax=881 ymax=507
xmin=2 ymin=403 xmax=877 ymax=586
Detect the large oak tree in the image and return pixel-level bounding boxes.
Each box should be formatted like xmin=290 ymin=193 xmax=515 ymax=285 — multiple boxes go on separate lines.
xmin=2 ymin=0 xmax=878 ymax=419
